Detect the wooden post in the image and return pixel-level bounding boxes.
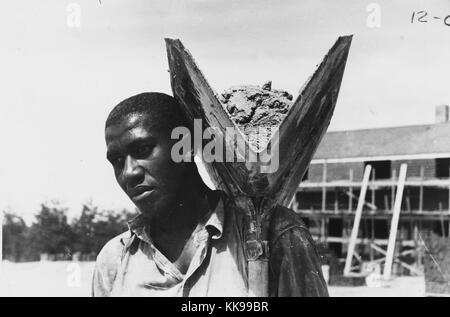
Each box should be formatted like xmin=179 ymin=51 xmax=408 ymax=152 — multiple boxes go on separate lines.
xmin=383 ymin=163 xmax=408 ymax=280
xmin=371 ymin=215 xmax=375 ymax=261
xmin=322 ymin=162 xmax=327 ymax=213
xmin=369 ymin=169 xmax=376 ymax=261
xmin=321 ymin=163 xmax=327 ymax=242
xmin=349 ymin=169 xmax=353 ymax=213
xmin=439 ymin=203 xmax=445 ymax=237
xmin=414 ymin=225 xmax=419 ymax=270
xmin=334 ymin=187 xmax=338 ymax=214
xmin=321 ymin=217 xmax=326 ymax=243
xmin=419 ymin=166 xmax=424 ymax=213
xmin=409 ymin=216 xmax=414 ymax=247
xmin=391 ymin=169 xmax=397 ymax=211
xmin=371 ymin=170 xmax=375 ymax=210
xmin=384 ymin=195 xmax=389 ymax=211
xmin=344 ymin=164 xmax=372 ymax=276
xmin=320 ymin=162 xmax=327 ymax=243
xmin=370 ymin=170 xmax=375 ymax=261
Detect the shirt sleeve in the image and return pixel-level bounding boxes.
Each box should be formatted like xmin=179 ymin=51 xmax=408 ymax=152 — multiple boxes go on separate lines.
xmin=268 ymin=208 xmax=329 ymax=297
xmin=92 ymin=259 xmax=115 ymax=297
xmin=91 ymin=233 xmax=126 ymax=297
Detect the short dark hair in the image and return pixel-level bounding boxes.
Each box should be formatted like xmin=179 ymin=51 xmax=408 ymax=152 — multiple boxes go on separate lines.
xmin=105 ymin=92 xmax=189 ymax=133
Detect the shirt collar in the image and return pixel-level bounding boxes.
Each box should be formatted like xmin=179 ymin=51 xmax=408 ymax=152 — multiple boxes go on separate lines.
xmin=127 ymin=213 xmax=147 ymax=233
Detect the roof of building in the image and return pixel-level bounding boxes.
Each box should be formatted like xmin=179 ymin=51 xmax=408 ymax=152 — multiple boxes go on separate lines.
xmin=313 ymin=122 xmax=450 ymax=160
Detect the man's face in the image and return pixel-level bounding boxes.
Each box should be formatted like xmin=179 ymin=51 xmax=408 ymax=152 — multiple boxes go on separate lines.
xmin=105 ymin=113 xmax=186 ymax=219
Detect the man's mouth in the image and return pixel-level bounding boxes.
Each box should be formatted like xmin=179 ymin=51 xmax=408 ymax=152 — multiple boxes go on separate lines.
xmin=129 ymin=186 xmax=156 ymax=202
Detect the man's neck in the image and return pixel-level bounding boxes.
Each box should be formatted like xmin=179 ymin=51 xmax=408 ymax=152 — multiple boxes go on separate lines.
xmin=147 ymin=167 xmax=213 ymax=263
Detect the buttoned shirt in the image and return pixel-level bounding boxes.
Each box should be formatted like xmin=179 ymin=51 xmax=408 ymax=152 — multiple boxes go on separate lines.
xmin=92 ymin=194 xmax=329 ymax=297
xmin=92 ymin=196 xmax=249 ymax=296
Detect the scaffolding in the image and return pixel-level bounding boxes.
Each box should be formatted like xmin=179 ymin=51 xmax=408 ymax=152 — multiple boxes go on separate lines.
xmin=294 ymin=161 xmax=450 ymax=276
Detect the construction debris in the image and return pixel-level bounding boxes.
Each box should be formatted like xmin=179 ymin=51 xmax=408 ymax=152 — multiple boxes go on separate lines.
xmin=423 ymin=233 xmax=450 ymax=296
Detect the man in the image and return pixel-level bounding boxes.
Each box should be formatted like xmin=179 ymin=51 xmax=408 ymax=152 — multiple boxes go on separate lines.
xmin=92 ymin=92 xmax=328 ymax=297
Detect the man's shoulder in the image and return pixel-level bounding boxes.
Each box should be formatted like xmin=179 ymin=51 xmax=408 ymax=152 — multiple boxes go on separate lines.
xmin=92 ymin=231 xmax=131 ymax=296
xmin=269 ymin=205 xmax=308 ymax=233
xmin=96 ymin=231 xmax=131 ymax=266
xmin=268 ymin=205 xmax=315 ymax=247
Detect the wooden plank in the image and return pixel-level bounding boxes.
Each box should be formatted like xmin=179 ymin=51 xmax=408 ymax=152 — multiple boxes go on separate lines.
xmin=371 ymin=169 xmax=375 ymax=208
xmin=414 ymin=225 xmax=420 ymax=270
xmin=348 ymin=169 xmax=353 ymax=213
xmin=344 ymin=164 xmax=372 ymax=276
xmin=370 ymin=243 xmax=421 ymax=275
xmin=321 ymin=165 xmax=326 ymax=244
xmin=322 ymin=162 xmax=327 ymax=213
xmin=311 ymin=152 xmax=450 ymax=164
xmin=298 ymin=209 xmax=450 ymax=217
xmin=383 ymin=163 xmax=408 ymax=280
xmin=370 ymin=216 xmax=375 ymax=262
xmin=321 ymin=219 xmax=326 ymax=243
xmin=391 ymin=169 xmax=396 ymax=211
xmin=324 ymin=236 xmax=416 ymax=246
xmin=345 ymin=191 xmax=376 ymax=210
xmin=299 ymin=178 xmax=450 ymax=188
xmin=165 ymin=38 xmax=249 ymax=200
xmin=270 ymin=36 xmax=353 ymax=208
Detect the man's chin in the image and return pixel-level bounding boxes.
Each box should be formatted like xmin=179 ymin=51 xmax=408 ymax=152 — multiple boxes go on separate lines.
xmin=133 ymin=199 xmax=155 ymax=213
xmin=133 ymin=195 xmax=174 ymax=220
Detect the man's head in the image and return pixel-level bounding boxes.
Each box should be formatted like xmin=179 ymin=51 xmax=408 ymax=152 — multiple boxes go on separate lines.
xmin=105 ymin=92 xmax=192 ymax=219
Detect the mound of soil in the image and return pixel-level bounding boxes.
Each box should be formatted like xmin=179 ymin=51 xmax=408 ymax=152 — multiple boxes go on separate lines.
xmin=219 ymin=81 xmax=293 ymax=152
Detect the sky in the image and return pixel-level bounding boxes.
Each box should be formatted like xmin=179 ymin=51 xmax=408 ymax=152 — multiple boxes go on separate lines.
xmin=1 ymin=0 xmax=450 ymax=221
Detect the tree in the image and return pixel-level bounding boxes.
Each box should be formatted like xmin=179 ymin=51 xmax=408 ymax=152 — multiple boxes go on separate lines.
xmin=28 ymin=203 xmax=75 ymax=256
xmin=71 ymin=203 xmax=97 ymax=254
xmin=72 ymin=202 xmax=137 ymax=256
xmin=89 ymin=209 xmax=135 ymax=255
xmin=2 ymin=211 xmax=30 ymax=261
xmin=2 ymin=202 xmax=138 ymax=262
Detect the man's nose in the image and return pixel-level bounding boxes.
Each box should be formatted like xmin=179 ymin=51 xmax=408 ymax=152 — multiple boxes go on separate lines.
xmin=122 ymin=155 xmax=144 ymax=186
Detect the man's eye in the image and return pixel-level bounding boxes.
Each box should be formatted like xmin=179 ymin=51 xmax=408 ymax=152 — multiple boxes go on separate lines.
xmin=135 ymin=145 xmax=153 ymax=157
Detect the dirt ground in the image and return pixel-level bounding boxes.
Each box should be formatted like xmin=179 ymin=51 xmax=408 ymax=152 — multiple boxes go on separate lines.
xmin=0 ymin=261 xmax=426 ymax=297
xmin=0 ymin=261 xmax=95 ymax=297
xmin=329 ymin=276 xmax=425 ymax=297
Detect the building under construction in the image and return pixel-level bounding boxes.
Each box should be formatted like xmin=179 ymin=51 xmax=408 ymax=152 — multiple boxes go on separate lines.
xmin=294 ymin=105 xmax=450 ymax=276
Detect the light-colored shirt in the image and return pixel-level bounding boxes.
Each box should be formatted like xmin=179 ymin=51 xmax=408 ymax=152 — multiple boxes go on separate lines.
xmin=92 ymin=196 xmax=249 ymax=297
